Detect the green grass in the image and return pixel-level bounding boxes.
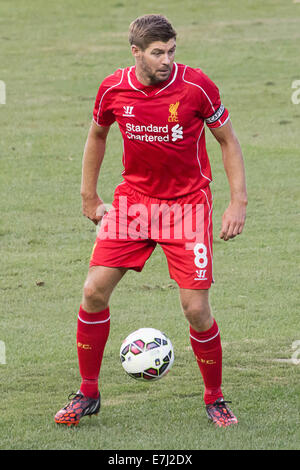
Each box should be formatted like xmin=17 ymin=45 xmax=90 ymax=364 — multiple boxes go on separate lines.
xmin=0 ymin=0 xmax=299 ymax=450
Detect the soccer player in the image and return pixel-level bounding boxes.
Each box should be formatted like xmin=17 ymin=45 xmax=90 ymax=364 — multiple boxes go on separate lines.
xmin=54 ymin=14 xmax=247 ymax=428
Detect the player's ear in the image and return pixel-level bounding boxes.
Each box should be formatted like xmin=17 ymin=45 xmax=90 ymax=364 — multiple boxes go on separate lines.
xmin=131 ymin=44 xmax=142 ymax=58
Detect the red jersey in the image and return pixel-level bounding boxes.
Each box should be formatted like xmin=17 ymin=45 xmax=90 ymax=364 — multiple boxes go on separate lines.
xmin=93 ymin=62 xmax=229 ymax=199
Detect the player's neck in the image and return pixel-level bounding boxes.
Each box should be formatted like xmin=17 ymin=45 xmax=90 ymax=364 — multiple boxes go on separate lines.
xmin=134 ymin=64 xmax=173 ymax=87
xmin=134 ymin=67 xmax=156 ymax=87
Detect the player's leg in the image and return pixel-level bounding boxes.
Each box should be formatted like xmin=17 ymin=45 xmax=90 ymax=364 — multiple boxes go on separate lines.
xmin=77 ymin=265 xmax=127 ymax=397
xmin=179 ymin=287 xmax=237 ymax=427
xmin=75 ymin=183 xmax=156 ymax=402
xmin=82 ymin=265 xmax=127 ymax=312
xmin=179 ymin=287 xmax=223 ymax=403
xmin=55 ymin=222 xmax=156 ymax=424
xmin=179 ymin=287 xmax=213 ymax=332
xmin=54 ymin=266 xmax=126 ymax=426
xmin=158 ymin=186 xmax=237 ymax=426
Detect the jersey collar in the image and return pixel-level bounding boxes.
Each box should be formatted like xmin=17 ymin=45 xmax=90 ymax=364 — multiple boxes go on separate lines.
xmin=128 ymin=62 xmax=178 ymax=96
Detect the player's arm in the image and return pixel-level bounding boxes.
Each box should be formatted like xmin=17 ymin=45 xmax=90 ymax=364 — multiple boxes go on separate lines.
xmin=210 ymin=119 xmax=248 ymax=241
xmin=80 ymin=120 xmax=111 ymax=225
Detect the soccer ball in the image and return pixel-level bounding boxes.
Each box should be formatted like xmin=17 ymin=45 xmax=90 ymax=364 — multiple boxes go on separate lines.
xmin=120 ymin=328 xmax=174 ymax=381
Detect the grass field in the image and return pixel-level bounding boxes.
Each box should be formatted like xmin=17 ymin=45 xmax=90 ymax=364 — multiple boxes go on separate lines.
xmin=0 ymin=0 xmax=299 ymax=451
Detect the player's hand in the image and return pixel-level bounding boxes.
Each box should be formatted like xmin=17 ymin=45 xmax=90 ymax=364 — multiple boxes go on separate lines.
xmin=81 ymin=193 xmax=107 ymax=226
xmin=220 ymin=200 xmax=247 ymax=241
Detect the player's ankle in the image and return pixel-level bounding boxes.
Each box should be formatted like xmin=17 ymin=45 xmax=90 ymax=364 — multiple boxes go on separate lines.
xmin=80 ymin=379 xmax=100 ymax=399
xmin=204 ymin=387 xmax=223 ymax=405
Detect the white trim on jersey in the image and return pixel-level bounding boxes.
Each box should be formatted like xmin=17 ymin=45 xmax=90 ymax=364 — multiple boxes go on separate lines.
xmin=92 ymin=118 xmax=103 ymax=127
xmin=195 ymin=123 xmax=212 ymax=184
xmin=96 ymin=68 xmax=125 ymax=124
xmin=122 ymin=139 xmax=126 ymax=169
xmin=200 ymin=187 xmax=214 ymax=277
xmin=127 ymin=63 xmax=178 ymax=96
xmin=127 ymin=66 xmax=148 ymax=96
xmin=182 ymin=65 xmax=223 ymax=127
xmin=154 ymin=62 xmax=178 ymax=95
xmin=215 ymin=113 xmax=231 ymax=128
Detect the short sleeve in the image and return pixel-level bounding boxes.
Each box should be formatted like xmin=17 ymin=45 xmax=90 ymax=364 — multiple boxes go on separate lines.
xmin=93 ymin=82 xmax=116 ymax=127
xmin=195 ymin=70 xmax=230 ymax=128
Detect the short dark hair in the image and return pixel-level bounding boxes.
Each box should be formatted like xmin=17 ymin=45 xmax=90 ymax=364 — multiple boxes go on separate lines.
xmin=129 ymin=14 xmax=177 ymax=51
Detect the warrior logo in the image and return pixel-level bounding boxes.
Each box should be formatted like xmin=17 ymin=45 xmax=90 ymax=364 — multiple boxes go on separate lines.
xmin=123 ymin=106 xmax=135 ymax=117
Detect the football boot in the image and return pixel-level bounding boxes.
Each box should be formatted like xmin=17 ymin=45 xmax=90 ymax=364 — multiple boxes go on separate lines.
xmin=54 ymin=391 xmax=100 ymax=426
xmin=206 ymin=398 xmax=238 ymax=428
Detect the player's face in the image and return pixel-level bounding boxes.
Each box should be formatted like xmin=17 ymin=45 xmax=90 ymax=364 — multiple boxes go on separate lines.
xmin=132 ymin=38 xmax=176 ymax=86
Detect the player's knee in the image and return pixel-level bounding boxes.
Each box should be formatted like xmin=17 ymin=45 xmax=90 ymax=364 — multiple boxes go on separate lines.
xmin=181 ymin=300 xmax=211 ymax=329
xmin=83 ymin=279 xmax=108 ymax=309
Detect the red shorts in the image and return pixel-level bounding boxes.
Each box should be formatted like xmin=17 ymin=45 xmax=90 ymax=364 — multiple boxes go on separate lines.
xmin=90 ymin=182 xmax=213 ymax=289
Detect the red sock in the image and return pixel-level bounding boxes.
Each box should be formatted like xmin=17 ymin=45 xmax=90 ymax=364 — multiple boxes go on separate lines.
xmin=189 ymin=319 xmax=223 ymax=405
xmin=76 ymin=305 xmax=110 ymax=399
